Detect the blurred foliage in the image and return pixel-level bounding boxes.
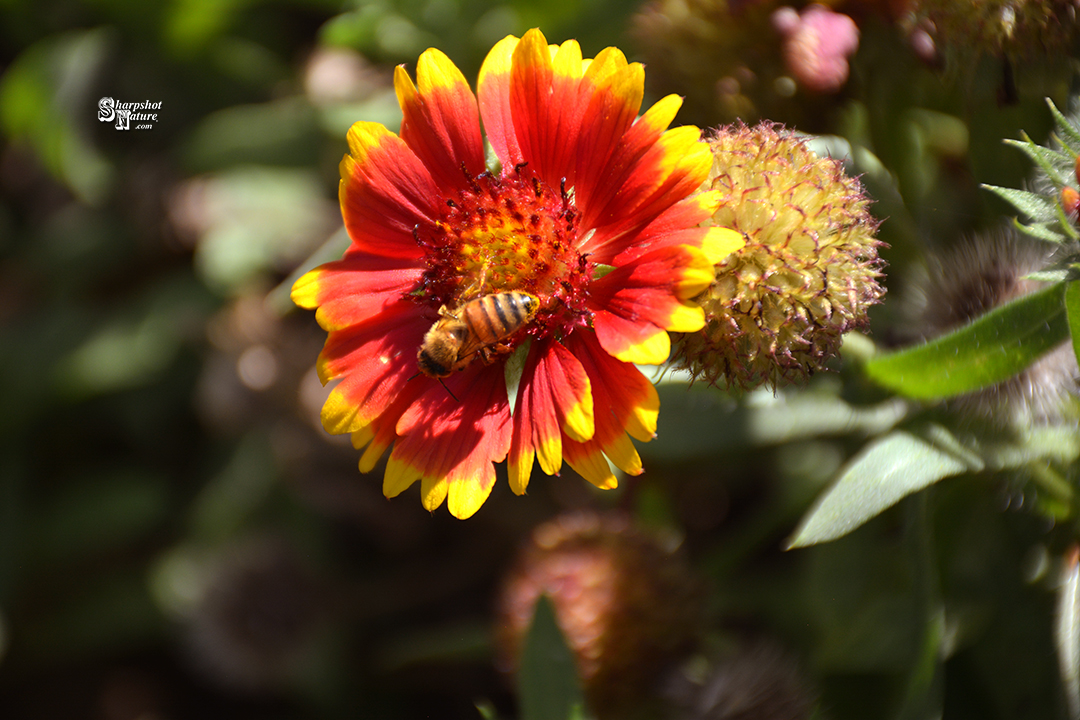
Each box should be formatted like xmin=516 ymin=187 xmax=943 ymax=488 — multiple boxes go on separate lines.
xmin=3 ymin=0 xmax=1080 ymax=718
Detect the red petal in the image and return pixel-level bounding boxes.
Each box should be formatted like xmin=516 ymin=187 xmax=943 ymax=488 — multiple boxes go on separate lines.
xmin=589 ymin=244 xmax=712 ymax=364
xmin=316 ymin=301 xmax=429 ymax=435
xmin=510 ymin=30 xmax=585 ymax=190
xmin=291 ymin=252 xmax=423 ymax=331
xmin=560 ymin=332 xmax=658 ymax=488
xmin=508 ymin=339 xmax=595 ymax=493
xmin=583 ymin=192 xmax=718 ymax=264
xmin=478 ymin=35 xmax=524 ymax=169
xmin=395 ymin=49 xmax=486 ymax=191
xmin=355 ymin=379 xmax=427 ymax=474
xmin=391 ymin=363 xmax=512 ymax=518
xmin=580 ymin=124 xmax=712 ymax=253
xmin=572 ymin=50 xmax=644 ymax=221
xmin=339 ymin=122 xmax=441 ymax=259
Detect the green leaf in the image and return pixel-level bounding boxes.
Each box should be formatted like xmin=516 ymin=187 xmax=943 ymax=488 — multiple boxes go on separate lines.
xmin=505 ymin=338 xmax=532 ymax=417
xmin=788 ymin=429 xmax=975 ymax=547
xmin=1025 ymin=268 xmax=1073 ymax=283
xmin=982 ymin=184 xmax=1056 ymax=220
xmin=1014 ymin=219 xmax=1069 ymax=244
xmin=1047 ymin=98 xmax=1080 ymax=153
xmin=519 ymin=595 xmax=585 ymax=720
xmin=864 ymin=282 xmax=1068 ymax=399
xmin=1006 ymin=135 xmax=1072 ymax=187
xmin=1067 ymin=281 xmax=1080 ymax=369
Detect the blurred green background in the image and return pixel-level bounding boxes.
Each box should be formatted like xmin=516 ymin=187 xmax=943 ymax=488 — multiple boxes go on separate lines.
xmin=1 ymin=0 xmax=1078 ymax=717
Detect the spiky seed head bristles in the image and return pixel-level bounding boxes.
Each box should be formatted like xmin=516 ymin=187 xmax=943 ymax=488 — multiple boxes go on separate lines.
xmin=670 ymin=122 xmax=885 ymax=390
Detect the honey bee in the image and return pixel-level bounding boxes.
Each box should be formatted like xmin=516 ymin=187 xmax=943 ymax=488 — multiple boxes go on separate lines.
xmin=417 ymin=292 xmax=540 ymax=378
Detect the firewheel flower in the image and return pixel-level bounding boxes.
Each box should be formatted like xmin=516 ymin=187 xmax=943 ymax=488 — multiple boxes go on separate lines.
xmin=292 ymin=29 xmax=744 ymax=519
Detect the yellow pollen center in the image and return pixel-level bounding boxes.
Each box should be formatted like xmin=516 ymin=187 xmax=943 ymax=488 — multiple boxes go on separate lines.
xmin=415 ymin=168 xmax=592 ymax=337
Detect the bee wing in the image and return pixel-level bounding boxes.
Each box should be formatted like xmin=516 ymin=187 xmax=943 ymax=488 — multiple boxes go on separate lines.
xmin=455 ymin=333 xmax=489 ymax=364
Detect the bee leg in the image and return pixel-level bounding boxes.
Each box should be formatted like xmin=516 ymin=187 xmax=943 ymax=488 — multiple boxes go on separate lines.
xmin=478 ymin=342 xmax=513 ymax=366
xmin=459 ymin=264 xmax=490 ymax=300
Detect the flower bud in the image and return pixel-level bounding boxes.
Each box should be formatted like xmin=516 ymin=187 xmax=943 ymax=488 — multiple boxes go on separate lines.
xmin=671 ymin=122 xmax=885 ymax=389
xmin=495 ymin=512 xmax=703 ymax=719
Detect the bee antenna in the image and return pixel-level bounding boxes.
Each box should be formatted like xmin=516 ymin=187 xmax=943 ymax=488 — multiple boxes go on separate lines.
xmin=439 ymin=378 xmax=459 ymax=402
xmin=410 ymin=370 xmax=458 ymax=401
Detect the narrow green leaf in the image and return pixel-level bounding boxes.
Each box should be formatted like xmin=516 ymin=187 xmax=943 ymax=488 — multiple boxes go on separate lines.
xmin=1013 ymin=219 xmax=1068 ymax=244
xmin=787 ymin=429 xmax=973 ymax=547
xmin=1066 ymin=281 xmax=1080 ymax=369
xmin=982 ymin=184 xmax=1056 ymax=219
xmin=519 ymin=595 xmax=585 ymax=720
xmin=1005 ymin=135 xmax=1071 ymax=186
xmin=505 ymin=338 xmax=532 ymax=417
xmin=864 ymin=282 xmax=1068 ymax=399
xmin=1026 ymin=268 xmax=1073 ymax=283
xmin=1047 ymin=98 xmax=1080 ymax=152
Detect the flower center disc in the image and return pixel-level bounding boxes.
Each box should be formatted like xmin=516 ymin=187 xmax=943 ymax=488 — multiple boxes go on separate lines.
xmin=415 ymin=167 xmax=592 ymax=339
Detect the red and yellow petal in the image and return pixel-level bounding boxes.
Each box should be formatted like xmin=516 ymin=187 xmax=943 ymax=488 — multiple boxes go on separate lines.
xmin=560 ymin=333 xmax=659 ymax=489
xmin=291 ymin=252 xmax=423 ymax=331
xmin=386 ymin=365 xmax=513 ymax=519
xmin=351 ymin=379 xmax=426 ymax=473
xmin=581 ymin=125 xmax=714 ymax=254
xmin=572 ymin=50 xmax=644 ymax=217
xmin=583 ymin=189 xmax=720 ymax=264
xmin=589 ymin=244 xmax=717 ymax=365
xmin=572 ymin=94 xmax=683 ymax=234
xmin=316 ymin=301 xmax=429 ymax=435
xmin=395 ymin=48 xmax=486 ymax=191
xmin=508 ymin=339 xmax=595 ymax=494
xmin=509 ymin=29 xmax=590 ymax=191
xmin=339 ymin=122 xmax=441 ymax=259
xmin=477 ymin=35 xmax=524 ymax=169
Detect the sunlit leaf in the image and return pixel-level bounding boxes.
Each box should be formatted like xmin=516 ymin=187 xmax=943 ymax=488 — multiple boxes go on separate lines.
xmin=519 ymin=595 xmax=585 ymax=720
xmin=183 ymin=166 xmax=337 ymax=294
xmin=788 ymin=429 xmax=975 ymax=548
xmin=1005 ymin=134 xmax=1071 ymax=186
xmin=1013 ymin=219 xmax=1070 ymax=244
xmin=1048 ymin=98 xmax=1080 ymax=153
xmin=475 ymin=700 xmax=499 ymax=720
xmin=864 ymin=282 xmax=1068 ymax=399
xmin=164 ymin=0 xmax=247 ymax=56
xmin=1066 ymin=281 xmax=1080 ymax=368
xmin=981 ymin=185 xmax=1057 ymax=227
